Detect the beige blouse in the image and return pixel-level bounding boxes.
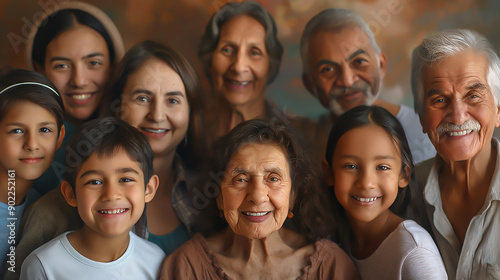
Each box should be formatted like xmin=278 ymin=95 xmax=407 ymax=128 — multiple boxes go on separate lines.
xmin=160 ymin=233 xmax=360 ymax=280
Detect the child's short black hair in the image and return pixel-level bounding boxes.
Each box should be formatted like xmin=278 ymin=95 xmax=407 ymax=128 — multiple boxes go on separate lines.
xmin=64 ymin=117 xmax=154 ymax=190
xmin=0 ymin=69 xmax=64 ymax=131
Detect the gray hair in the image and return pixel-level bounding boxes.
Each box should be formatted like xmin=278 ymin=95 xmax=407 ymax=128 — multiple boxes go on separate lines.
xmin=198 ymin=1 xmax=283 ymax=85
xmin=300 ymin=8 xmax=381 ymax=75
xmin=411 ymin=29 xmax=500 ymax=115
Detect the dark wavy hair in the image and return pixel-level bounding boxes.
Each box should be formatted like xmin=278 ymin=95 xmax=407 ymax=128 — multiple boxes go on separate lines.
xmin=106 ymin=40 xmax=207 ymax=170
xmin=195 ymin=119 xmax=334 ymax=242
xmin=198 ymin=1 xmax=283 ymax=85
xmin=324 ymin=106 xmax=429 ymax=250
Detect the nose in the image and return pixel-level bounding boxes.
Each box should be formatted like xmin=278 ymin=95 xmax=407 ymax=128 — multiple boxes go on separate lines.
xmin=358 ymin=168 xmax=376 ymax=189
xmin=230 ymin=51 xmax=250 ymax=74
xmin=147 ymin=98 xmax=166 ymax=122
xmin=448 ymin=98 xmax=470 ymax=125
xmin=69 ymin=64 xmax=89 ymax=88
xmin=23 ymin=131 xmax=39 ymax=152
xmin=101 ymin=183 xmax=123 ymax=201
xmin=246 ymin=179 xmax=269 ymax=205
xmin=335 ymin=66 xmax=358 ymax=88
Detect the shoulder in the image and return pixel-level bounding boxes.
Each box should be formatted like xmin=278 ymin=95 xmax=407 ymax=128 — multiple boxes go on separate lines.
xmin=397 ymin=221 xmax=443 ymax=262
xmin=130 ymin=232 xmax=165 ymax=259
xmin=160 ymin=234 xmax=212 ymax=279
xmin=306 ymin=239 xmax=360 ymax=279
xmin=398 ymin=222 xmax=447 ymax=278
xmin=21 ymin=232 xmax=71 ymax=275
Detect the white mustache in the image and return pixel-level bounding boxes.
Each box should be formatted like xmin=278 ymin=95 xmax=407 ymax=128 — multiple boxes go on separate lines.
xmin=436 ymin=119 xmax=481 ymax=135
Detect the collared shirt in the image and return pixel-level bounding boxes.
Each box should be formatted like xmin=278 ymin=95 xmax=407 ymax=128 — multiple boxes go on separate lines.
xmin=419 ymin=138 xmax=500 ymax=279
xmin=137 ymin=155 xmax=197 ymax=239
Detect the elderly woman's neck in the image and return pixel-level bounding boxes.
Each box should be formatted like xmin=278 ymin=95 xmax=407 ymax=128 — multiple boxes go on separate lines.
xmin=213 ymin=227 xmax=306 ymax=261
xmin=440 ymin=142 xmax=496 ymax=193
xmin=216 ymin=97 xmax=267 ymax=131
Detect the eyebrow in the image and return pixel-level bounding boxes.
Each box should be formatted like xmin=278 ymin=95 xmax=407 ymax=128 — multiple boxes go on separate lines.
xmin=346 ymin=49 xmax=369 ymax=61
xmin=426 ymin=82 xmax=488 ymax=98
xmin=340 ymin=154 xmax=395 ymax=160
xmin=48 ymin=52 xmax=105 ymax=63
xmin=79 ymin=167 xmax=140 ymax=178
xmin=467 ymin=83 xmax=487 ymax=91
xmin=315 ymin=49 xmax=369 ymax=69
xmin=6 ymin=121 xmax=56 ymax=127
xmin=230 ymin=167 xmax=285 ymax=175
xmin=131 ymin=89 xmax=185 ymax=97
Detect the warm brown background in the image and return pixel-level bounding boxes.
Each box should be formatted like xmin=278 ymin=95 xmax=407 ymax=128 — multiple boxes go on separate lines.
xmin=1 ymin=0 xmax=500 ymax=121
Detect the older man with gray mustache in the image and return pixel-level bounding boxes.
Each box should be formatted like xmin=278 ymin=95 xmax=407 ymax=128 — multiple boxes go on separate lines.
xmin=300 ymin=8 xmax=435 ymax=163
xmin=412 ymin=29 xmax=500 ymax=280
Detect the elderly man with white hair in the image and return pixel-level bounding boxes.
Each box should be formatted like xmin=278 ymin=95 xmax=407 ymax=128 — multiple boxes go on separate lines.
xmin=412 ymin=29 xmax=500 ymax=279
xmin=300 ymin=8 xmax=435 ymax=163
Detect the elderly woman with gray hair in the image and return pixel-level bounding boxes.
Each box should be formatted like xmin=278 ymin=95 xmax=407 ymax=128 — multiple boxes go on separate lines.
xmin=411 ymin=29 xmax=500 ymax=279
xmin=198 ymin=1 xmax=323 ymax=160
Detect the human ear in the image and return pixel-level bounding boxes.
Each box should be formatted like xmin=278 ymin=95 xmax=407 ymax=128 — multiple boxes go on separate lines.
xmin=144 ymin=175 xmax=159 ymax=203
xmin=288 ymin=189 xmax=296 ymax=210
xmin=495 ymin=105 xmax=500 ymax=128
xmin=322 ymin=158 xmax=334 ymax=186
xmin=61 ymin=181 xmax=78 ymax=207
xmin=216 ymin=192 xmax=223 ymax=210
xmin=56 ymin=125 xmax=66 ymax=150
xmin=378 ymin=52 xmax=388 ymax=79
xmin=398 ymin=166 xmax=411 ymax=189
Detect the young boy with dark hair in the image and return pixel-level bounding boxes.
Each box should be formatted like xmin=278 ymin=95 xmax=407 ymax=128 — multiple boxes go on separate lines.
xmin=20 ymin=117 xmax=165 ymax=280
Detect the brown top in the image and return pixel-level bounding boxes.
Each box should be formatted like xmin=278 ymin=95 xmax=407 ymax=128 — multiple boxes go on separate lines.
xmin=160 ymin=233 xmax=360 ymax=280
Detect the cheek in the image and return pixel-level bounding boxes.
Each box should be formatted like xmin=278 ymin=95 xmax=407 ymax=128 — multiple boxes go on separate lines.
xmin=45 ymin=71 xmax=69 ymax=91
xmin=120 ymin=104 xmax=147 ymax=126
xmin=210 ymin=54 xmax=229 ymax=77
xmin=91 ymin=67 xmax=111 ymax=87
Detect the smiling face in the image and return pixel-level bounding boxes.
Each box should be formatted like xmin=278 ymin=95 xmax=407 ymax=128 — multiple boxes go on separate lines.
xmin=0 ymin=101 xmax=63 ymax=183
xmin=304 ymin=27 xmax=386 ymax=116
xmin=421 ymin=51 xmax=500 ymax=162
xmin=43 ymin=24 xmax=110 ymax=121
xmin=330 ymin=125 xmax=408 ymax=225
xmin=210 ymin=15 xmax=269 ymax=107
xmin=218 ymin=143 xmax=292 ymax=239
xmin=119 ymin=57 xmax=190 ymax=157
xmin=64 ymin=148 xmax=156 ymax=239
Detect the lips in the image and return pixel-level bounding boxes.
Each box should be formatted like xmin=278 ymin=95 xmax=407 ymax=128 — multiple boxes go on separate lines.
xmin=97 ymin=208 xmax=128 ymax=215
xmin=447 ymin=130 xmax=473 ymax=137
xmin=241 ymin=211 xmax=271 ymax=223
xmin=65 ymin=92 xmax=97 ymax=105
xmin=20 ymin=157 xmax=43 ymax=164
xmin=224 ymin=78 xmax=252 ymax=90
xmin=242 ymin=211 xmax=270 ymax=216
xmin=139 ymin=127 xmax=170 ymax=139
xmin=352 ymin=196 xmax=380 ymax=203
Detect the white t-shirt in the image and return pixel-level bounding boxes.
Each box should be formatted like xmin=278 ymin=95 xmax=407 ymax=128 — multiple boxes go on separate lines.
xmin=20 ymin=231 xmax=166 ymax=280
xmin=353 ymin=220 xmax=447 ymax=280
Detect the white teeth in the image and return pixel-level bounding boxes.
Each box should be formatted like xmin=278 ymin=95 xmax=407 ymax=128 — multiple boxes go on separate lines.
xmin=229 ymin=80 xmax=250 ymax=86
xmin=242 ymin=212 xmax=269 ymax=216
xmin=71 ymin=94 xmax=92 ymax=100
xmin=142 ymin=128 xmax=168 ymax=133
xmin=98 ymin=209 xmax=127 ymax=214
xmin=353 ymin=196 xmax=378 ymax=202
xmin=448 ymin=130 xmax=472 ymax=136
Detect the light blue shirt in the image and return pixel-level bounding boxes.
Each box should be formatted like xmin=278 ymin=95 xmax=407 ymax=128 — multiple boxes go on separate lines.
xmin=0 ymin=189 xmax=38 ymax=273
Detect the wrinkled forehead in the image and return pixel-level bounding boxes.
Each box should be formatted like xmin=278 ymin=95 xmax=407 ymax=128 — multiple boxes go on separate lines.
xmin=422 ymin=51 xmax=489 ymax=88
xmin=308 ymin=26 xmax=376 ymax=61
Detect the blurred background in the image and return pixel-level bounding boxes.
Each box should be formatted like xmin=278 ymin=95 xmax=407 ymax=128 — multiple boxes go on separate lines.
xmin=1 ymin=0 xmax=500 ymax=121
